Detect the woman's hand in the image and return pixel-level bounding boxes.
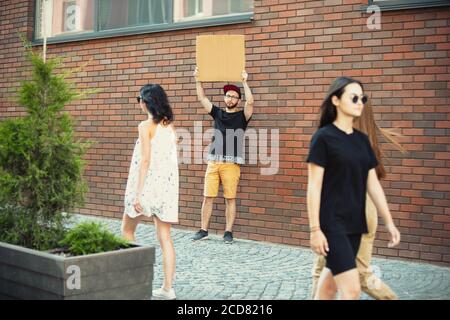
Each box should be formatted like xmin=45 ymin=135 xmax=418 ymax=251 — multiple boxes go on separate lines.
xmin=386 ymin=223 xmax=400 ymax=248
xmin=133 ymin=196 xmax=143 ymax=214
xmin=310 ymin=229 xmax=329 ymax=256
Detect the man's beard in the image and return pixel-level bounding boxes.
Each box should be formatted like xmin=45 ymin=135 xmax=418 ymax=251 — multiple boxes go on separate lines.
xmin=227 ymin=102 xmax=238 ymax=109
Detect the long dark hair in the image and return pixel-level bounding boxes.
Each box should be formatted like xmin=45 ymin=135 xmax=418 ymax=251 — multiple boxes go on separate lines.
xmin=319 ymin=77 xmax=364 ymax=128
xmin=140 ymin=84 xmax=173 ymax=125
xmin=354 ymin=101 xmax=406 ymax=180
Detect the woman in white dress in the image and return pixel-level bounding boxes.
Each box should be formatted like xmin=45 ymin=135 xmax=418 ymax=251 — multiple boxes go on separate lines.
xmin=121 ymin=84 xmax=179 ymax=300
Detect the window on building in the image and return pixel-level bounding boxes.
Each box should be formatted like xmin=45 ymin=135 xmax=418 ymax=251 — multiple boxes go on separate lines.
xmin=34 ymin=0 xmax=254 ymax=42
xmin=35 ymin=0 xmax=95 ymax=39
xmin=173 ymin=0 xmax=253 ymax=22
xmin=98 ymin=0 xmax=170 ymax=31
xmin=368 ymin=0 xmax=450 ymax=11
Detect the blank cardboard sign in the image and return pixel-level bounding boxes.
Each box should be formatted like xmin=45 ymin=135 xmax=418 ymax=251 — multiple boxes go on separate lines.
xmin=196 ymin=35 xmax=245 ymax=82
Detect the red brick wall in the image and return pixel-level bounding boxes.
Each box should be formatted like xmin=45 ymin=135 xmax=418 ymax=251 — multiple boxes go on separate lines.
xmin=1 ymin=0 xmax=449 ymax=265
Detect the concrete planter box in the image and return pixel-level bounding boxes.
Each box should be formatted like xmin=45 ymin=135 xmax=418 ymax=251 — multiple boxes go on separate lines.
xmin=0 ymin=241 xmax=155 ymax=300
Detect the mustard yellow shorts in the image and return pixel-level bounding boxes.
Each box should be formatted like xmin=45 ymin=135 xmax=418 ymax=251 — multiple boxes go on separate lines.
xmin=204 ymin=161 xmax=241 ymax=199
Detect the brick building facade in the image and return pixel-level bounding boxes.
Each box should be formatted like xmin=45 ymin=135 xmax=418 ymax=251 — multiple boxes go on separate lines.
xmin=0 ymin=0 xmax=449 ymax=265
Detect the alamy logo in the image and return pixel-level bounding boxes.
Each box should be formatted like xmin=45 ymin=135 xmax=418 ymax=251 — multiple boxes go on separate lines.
xmin=66 ymin=265 xmax=81 ymax=290
xmin=366 ymin=264 xmax=383 ymax=290
xmin=367 ymin=5 xmax=381 ymax=30
xmin=176 ymin=121 xmax=280 ymax=175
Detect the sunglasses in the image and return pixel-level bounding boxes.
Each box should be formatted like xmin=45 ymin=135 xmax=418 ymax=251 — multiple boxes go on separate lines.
xmin=351 ymin=94 xmax=368 ymax=105
xmin=136 ymin=96 xmax=143 ymax=103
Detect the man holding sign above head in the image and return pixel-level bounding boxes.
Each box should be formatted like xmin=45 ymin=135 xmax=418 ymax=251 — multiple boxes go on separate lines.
xmin=192 ymin=66 xmax=254 ymax=244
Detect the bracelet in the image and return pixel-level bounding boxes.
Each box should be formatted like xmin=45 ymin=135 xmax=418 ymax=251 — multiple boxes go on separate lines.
xmin=310 ymin=226 xmax=321 ymax=232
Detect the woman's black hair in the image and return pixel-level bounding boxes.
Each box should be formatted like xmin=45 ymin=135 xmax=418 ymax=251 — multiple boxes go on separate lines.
xmin=319 ymin=76 xmax=364 ymax=128
xmin=140 ymin=84 xmax=174 ymax=125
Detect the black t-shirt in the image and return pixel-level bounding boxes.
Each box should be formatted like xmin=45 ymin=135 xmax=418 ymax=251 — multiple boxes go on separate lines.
xmin=306 ymin=123 xmax=378 ymax=235
xmin=208 ymin=105 xmax=251 ymax=164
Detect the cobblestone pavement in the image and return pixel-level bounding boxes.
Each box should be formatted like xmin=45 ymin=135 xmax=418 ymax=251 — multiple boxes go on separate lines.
xmin=73 ymin=215 xmax=450 ymax=300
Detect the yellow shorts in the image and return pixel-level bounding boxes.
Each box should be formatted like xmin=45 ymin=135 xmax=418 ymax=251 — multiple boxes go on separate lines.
xmin=204 ymin=161 xmax=241 ymax=199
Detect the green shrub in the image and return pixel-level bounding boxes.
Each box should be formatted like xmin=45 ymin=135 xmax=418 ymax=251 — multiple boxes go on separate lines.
xmin=59 ymin=222 xmax=130 ymax=256
xmin=0 ymin=204 xmax=66 ymax=251
xmin=0 ymin=38 xmax=97 ymax=251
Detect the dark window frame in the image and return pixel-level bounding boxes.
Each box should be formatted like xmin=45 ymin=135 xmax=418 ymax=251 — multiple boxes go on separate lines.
xmin=32 ymin=0 xmax=253 ymax=45
xmin=363 ymin=0 xmax=450 ymax=11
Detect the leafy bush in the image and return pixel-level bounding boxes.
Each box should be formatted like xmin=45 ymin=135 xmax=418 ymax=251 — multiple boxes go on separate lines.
xmin=59 ymin=222 xmax=130 ymax=256
xmin=0 ymin=38 xmax=97 ymax=251
xmin=0 ymin=204 xmax=66 ymax=251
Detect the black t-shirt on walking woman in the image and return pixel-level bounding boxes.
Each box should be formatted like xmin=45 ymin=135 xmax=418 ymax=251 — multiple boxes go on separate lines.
xmin=306 ymin=123 xmax=378 ymax=235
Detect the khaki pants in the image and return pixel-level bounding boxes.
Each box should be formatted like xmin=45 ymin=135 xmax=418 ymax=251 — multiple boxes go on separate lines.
xmin=311 ymin=196 xmax=398 ymax=300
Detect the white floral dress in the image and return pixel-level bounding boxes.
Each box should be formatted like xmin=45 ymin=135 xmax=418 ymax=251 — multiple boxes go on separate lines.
xmin=124 ymin=123 xmax=179 ymax=223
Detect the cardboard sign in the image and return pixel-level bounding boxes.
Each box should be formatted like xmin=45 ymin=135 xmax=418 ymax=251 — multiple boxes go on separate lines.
xmin=196 ymin=35 xmax=245 ymax=82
